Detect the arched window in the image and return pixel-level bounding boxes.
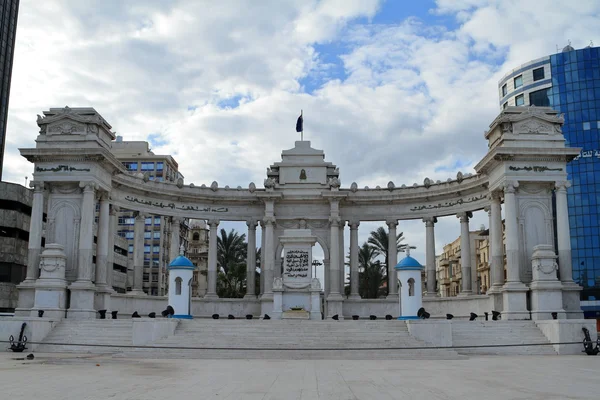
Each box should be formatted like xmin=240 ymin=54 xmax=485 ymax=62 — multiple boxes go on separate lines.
xmin=175 ymin=277 xmax=182 ymax=295
xmin=193 ymin=232 xmax=200 ymax=241
xmin=408 ymin=278 xmax=415 ymax=297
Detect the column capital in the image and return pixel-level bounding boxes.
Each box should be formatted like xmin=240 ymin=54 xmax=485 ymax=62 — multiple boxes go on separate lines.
xmin=97 ymin=191 xmax=110 ymax=202
xmin=29 ymin=180 xmax=45 ymax=192
xmin=171 ymin=216 xmax=183 ymax=224
xmin=134 ymin=211 xmax=148 ymax=220
xmin=503 ymin=180 xmax=519 ymax=194
xmin=386 ymin=218 xmax=398 ymax=228
xmin=109 ymin=204 xmax=120 ymax=216
xmin=338 ymin=219 xmax=346 ymax=228
xmin=79 ymin=181 xmax=97 ymax=192
xmin=348 ymin=219 xmax=360 ymax=229
xmin=456 ymin=211 xmax=473 ymax=222
xmin=208 ymin=218 xmax=221 ymax=227
xmin=422 ymin=216 xmax=437 ymax=226
xmin=329 ymin=216 xmax=341 ymax=227
xmin=246 ymin=219 xmax=258 ymax=229
xmin=555 ymin=180 xmax=571 ymax=192
xmin=483 ymin=205 xmax=491 ymax=213
xmin=489 ymin=190 xmax=503 ymax=202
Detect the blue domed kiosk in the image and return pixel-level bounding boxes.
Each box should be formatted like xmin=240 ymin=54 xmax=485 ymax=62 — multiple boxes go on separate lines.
xmin=394 ymin=249 xmax=424 ymax=320
xmin=168 ymin=246 xmax=196 ymax=319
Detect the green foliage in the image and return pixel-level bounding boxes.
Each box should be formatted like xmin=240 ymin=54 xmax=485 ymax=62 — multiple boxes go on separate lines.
xmin=216 ymin=228 xmax=247 ymax=298
xmin=357 ymin=243 xmax=387 ymax=298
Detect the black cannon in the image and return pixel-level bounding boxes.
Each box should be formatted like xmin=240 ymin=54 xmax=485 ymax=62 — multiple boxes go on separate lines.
xmin=582 ymin=327 xmax=599 ymax=356
xmin=9 ymin=323 xmax=28 ymax=353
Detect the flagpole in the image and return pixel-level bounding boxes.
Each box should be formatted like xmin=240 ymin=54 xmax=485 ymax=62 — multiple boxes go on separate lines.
xmin=301 ymin=109 xmax=303 ymax=141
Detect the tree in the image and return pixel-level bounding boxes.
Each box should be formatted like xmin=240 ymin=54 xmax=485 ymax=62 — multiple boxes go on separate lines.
xmin=367 ymin=226 xmax=409 ymax=268
xmin=357 ymin=243 xmax=387 ymax=298
xmin=216 ymin=228 xmax=247 ymax=298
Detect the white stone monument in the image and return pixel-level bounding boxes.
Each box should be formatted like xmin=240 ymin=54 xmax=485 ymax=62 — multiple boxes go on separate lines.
xmin=31 ymin=244 xmax=69 ymax=319
xmin=167 ymin=246 xmax=195 ymax=319
xmin=530 ymin=244 xmax=565 ymax=320
xmin=272 ymin=229 xmax=321 ymax=320
xmin=395 ymin=248 xmax=423 ymax=320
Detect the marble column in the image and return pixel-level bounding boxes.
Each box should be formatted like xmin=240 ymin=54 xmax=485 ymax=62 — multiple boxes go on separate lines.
xmin=387 ymin=219 xmax=398 ymax=298
xmin=169 ymin=216 xmax=182 ymax=263
xmin=339 ymin=221 xmax=345 ymax=295
xmin=16 ymin=181 xmax=45 ymax=315
xmin=457 ymin=211 xmax=472 ymax=296
xmin=423 ymin=216 xmax=437 ymax=297
xmin=75 ymin=182 xmax=96 ymax=283
xmin=349 ymin=220 xmax=360 ymax=299
xmin=26 ymin=181 xmax=45 ymax=281
xmin=245 ymin=220 xmax=257 ymax=298
xmin=489 ymin=192 xmax=505 ymax=292
xmin=68 ymin=182 xmax=99 ymax=318
xmin=501 ymin=181 xmax=528 ymax=319
xmin=328 ymin=216 xmax=341 ymax=299
xmin=503 ymin=182 xmax=520 ymax=285
xmin=95 ymin=193 xmax=110 ymax=287
xmin=131 ymin=211 xmax=147 ymax=295
xmin=94 ymin=193 xmax=112 ymax=311
xmin=260 ymin=221 xmax=265 ymax=295
xmin=107 ymin=205 xmax=118 ymax=289
xmin=205 ymin=219 xmax=220 ymax=298
xmin=262 ymin=216 xmax=275 ymax=299
xmin=555 ymin=181 xmax=574 ymax=283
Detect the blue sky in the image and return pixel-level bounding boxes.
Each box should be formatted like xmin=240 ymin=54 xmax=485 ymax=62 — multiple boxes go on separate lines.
xmin=5 ymin=0 xmax=600 ymax=266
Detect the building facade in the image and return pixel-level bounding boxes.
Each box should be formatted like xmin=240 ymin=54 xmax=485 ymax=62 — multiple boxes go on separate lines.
xmin=0 ymin=0 xmax=18 ymax=180
xmin=186 ymin=219 xmax=209 ymax=297
xmin=0 ymin=181 xmax=36 ymax=311
xmin=499 ymin=45 xmax=600 ymax=316
xmin=111 ymin=138 xmax=187 ymax=296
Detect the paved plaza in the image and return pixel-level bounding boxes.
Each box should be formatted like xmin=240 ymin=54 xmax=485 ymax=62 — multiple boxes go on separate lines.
xmin=1 ymin=352 xmax=599 ymax=400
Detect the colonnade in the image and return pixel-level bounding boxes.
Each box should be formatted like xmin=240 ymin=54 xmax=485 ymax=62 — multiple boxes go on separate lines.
xmin=23 ymin=178 xmax=575 ymax=303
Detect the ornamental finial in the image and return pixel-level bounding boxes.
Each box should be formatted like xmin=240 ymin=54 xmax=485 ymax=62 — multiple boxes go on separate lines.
xmin=179 ymin=244 xmax=185 ymax=256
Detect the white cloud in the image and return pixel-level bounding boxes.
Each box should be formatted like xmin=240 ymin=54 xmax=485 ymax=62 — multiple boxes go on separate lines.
xmin=4 ymin=0 xmax=599 ymax=263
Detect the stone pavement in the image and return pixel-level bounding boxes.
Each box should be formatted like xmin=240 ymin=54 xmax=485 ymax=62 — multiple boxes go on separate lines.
xmin=1 ymin=352 xmax=599 ymax=399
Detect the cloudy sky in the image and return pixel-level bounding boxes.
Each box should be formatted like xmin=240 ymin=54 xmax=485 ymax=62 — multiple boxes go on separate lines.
xmin=4 ymin=0 xmax=600 ymax=271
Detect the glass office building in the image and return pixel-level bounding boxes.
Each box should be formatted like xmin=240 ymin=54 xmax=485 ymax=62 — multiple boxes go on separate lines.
xmin=499 ymin=45 xmax=600 ymax=315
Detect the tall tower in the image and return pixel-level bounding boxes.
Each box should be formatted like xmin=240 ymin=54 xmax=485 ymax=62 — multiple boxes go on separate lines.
xmin=0 ymin=0 xmax=19 ymax=180
xmin=498 ymin=44 xmax=600 ymax=315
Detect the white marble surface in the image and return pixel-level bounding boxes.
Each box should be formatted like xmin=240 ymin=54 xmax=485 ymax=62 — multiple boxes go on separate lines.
xmin=1 ymin=353 xmax=599 ymax=400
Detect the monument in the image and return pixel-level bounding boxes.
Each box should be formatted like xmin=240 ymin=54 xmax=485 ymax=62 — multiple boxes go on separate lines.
xmin=272 ymin=229 xmax=321 ymax=320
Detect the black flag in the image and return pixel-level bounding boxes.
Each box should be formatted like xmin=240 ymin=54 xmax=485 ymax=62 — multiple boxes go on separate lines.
xmin=296 ymin=112 xmax=303 ymax=132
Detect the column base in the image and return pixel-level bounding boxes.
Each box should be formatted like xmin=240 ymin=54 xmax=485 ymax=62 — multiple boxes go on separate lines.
xmin=260 ymin=296 xmax=274 ymax=316
xmin=68 ymin=280 xmax=96 ymax=319
xmin=243 ymin=293 xmax=257 ymax=299
xmin=94 ymin=285 xmax=113 ymax=312
xmin=347 ymin=294 xmax=361 ymax=300
xmin=561 ymin=281 xmax=583 ymax=319
xmin=501 ymin=282 xmax=529 ymax=320
xmin=128 ymin=289 xmax=147 ymax=296
xmin=326 ymin=296 xmax=343 ymax=319
xmin=424 ymin=292 xmax=438 ymax=298
xmin=530 ymin=280 xmax=564 ymax=320
xmin=487 ymin=289 xmax=504 ymax=312
xmin=457 ymin=290 xmax=473 ymax=297
xmin=259 ymin=292 xmax=274 ymax=301
xmin=15 ymin=280 xmax=37 ymax=316
xmin=386 ymin=293 xmax=399 ymax=300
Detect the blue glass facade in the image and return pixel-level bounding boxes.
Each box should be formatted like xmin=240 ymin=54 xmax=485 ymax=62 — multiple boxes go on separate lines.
xmin=549 ymin=46 xmax=600 ymax=303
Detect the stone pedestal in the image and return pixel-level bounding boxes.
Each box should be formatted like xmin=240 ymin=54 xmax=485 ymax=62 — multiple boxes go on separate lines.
xmin=68 ymin=280 xmax=97 ymax=319
xmin=94 ymin=285 xmax=113 ymax=314
xmin=14 ymin=281 xmax=36 ymax=317
xmin=501 ymin=282 xmax=529 ymax=320
xmin=31 ymin=244 xmax=69 ymax=319
xmin=272 ymin=278 xmax=284 ymax=320
xmin=561 ymin=282 xmax=583 ymax=319
xmin=530 ymin=245 xmax=565 ymax=320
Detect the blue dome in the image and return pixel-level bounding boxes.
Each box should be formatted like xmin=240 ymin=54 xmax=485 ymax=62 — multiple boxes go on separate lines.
xmin=168 ymin=255 xmax=195 ymax=270
xmin=394 ymin=255 xmax=423 ymax=271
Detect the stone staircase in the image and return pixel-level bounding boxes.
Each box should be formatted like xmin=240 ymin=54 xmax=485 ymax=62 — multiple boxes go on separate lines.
xmin=118 ymin=320 xmax=461 ymax=360
xmin=35 ymin=320 xmax=135 ymax=354
xmin=451 ymin=320 xmax=557 ymax=355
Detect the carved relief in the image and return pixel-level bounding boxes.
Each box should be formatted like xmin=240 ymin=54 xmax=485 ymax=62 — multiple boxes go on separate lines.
xmin=513 ymin=119 xmax=553 ymax=135
xmin=47 ymin=121 xmax=85 ymax=135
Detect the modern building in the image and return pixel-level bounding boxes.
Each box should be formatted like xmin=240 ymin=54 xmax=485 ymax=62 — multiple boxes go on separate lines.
xmin=186 ymin=219 xmax=209 ymax=297
xmin=436 ymin=223 xmax=507 ymax=298
xmin=498 ymin=44 xmax=600 ymax=317
xmin=0 ymin=0 xmax=19 ymax=180
xmin=0 ymin=181 xmax=37 ymax=311
xmin=111 ymin=138 xmax=187 ymax=296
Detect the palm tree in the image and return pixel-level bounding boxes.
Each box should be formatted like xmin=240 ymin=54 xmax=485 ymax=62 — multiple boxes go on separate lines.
xmin=367 ymin=226 xmax=409 ymax=267
xmin=216 ymin=228 xmax=247 ymax=298
xmin=357 ymin=243 xmax=386 ymax=298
